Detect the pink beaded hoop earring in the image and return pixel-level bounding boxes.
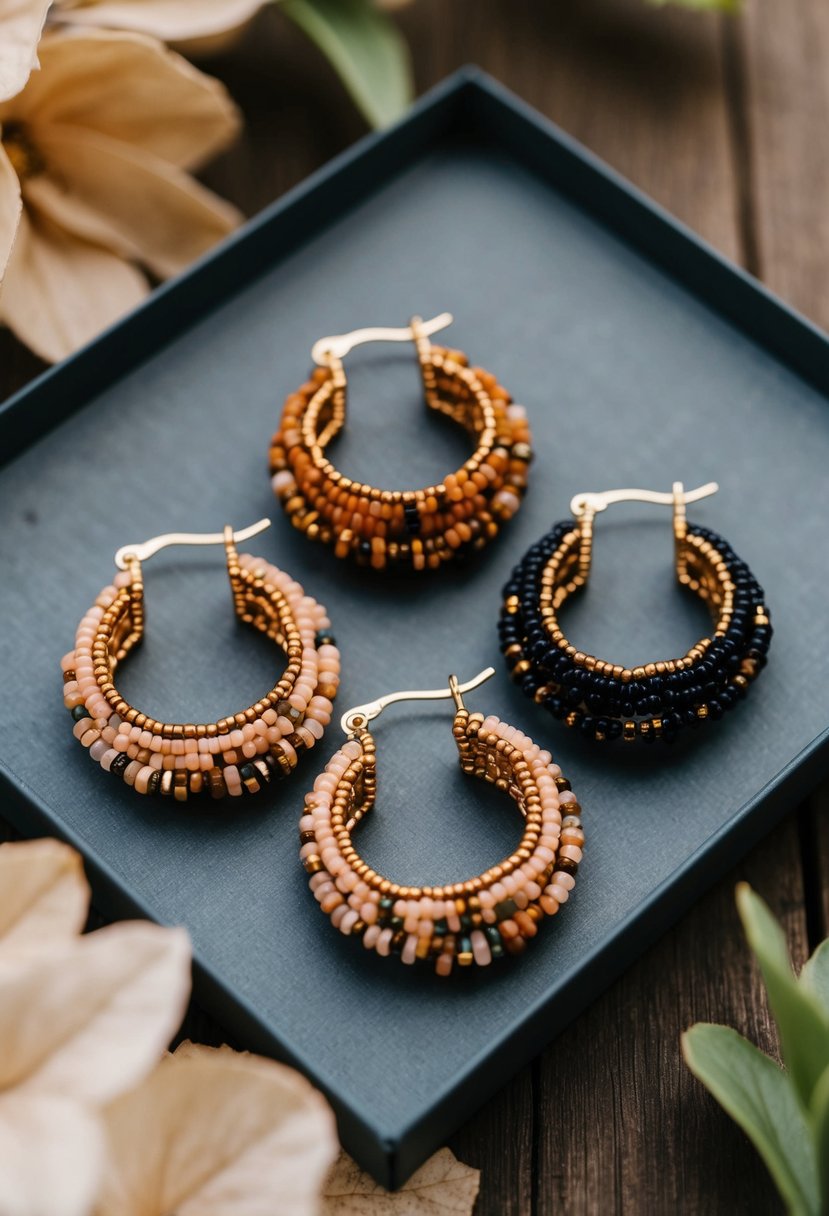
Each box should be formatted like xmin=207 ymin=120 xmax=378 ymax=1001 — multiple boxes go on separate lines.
xmin=62 ymin=519 xmax=340 ymax=802
xmin=299 ymin=667 xmax=584 ymax=976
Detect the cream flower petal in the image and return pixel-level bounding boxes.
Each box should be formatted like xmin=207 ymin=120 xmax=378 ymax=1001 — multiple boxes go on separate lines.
xmin=28 ymin=122 xmax=242 ymax=279
xmin=53 ymin=0 xmax=264 ymax=43
xmin=0 ymin=206 xmax=148 ymax=362
xmin=97 ymin=1043 xmax=338 ymax=1216
xmin=0 ymin=838 xmax=89 ymax=951
xmin=0 ymin=1092 xmax=104 ymax=1216
xmin=0 ymin=143 xmax=21 ymax=281
xmin=0 ymin=0 xmax=51 ymax=102
xmin=12 ymin=29 xmax=240 ymax=170
xmin=0 ymin=922 xmax=191 ymax=1102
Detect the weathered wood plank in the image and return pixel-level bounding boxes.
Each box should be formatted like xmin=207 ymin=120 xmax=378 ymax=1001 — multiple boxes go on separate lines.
xmin=805 ymin=787 xmax=829 ymax=944
xmin=448 ymin=1069 xmax=535 ymax=1216
xmin=399 ymin=0 xmax=741 ymax=260
xmin=737 ymin=0 xmax=829 ymax=328
xmin=536 ymin=817 xmax=805 ymax=1216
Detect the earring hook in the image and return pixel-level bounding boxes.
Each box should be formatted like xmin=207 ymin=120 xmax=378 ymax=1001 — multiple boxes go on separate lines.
xmin=341 ymin=666 xmax=495 ymax=735
xmin=311 ymin=312 xmax=453 ymax=366
xmin=570 ymin=482 xmax=719 ymax=518
xmin=115 ymin=518 xmax=271 ymax=570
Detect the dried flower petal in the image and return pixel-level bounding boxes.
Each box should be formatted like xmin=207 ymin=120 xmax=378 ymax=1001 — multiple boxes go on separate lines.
xmin=97 ymin=1042 xmax=338 ymax=1216
xmin=0 ymin=143 xmax=22 ymax=280
xmin=52 ymin=0 xmax=264 ymax=43
xmin=0 ymin=920 xmax=191 ymax=1103
xmin=6 ymin=29 xmax=241 ymax=171
xmin=0 ymin=0 xmax=51 ymax=102
xmin=0 ymin=206 xmax=148 ymax=361
xmin=322 ymin=1147 xmax=481 ymax=1214
xmin=0 ymin=838 xmax=89 ymax=950
xmin=0 ymin=1092 xmax=103 ymax=1216
xmin=28 ymin=123 xmax=242 ymax=278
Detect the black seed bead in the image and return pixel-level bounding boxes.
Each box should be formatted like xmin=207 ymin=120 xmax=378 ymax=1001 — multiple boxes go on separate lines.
xmin=71 ymin=705 xmax=90 ymax=722
xmin=403 ymin=502 xmax=421 ymax=530
xmin=110 ymin=753 xmax=130 ymax=777
xmin=315 ymin=630 xmax=336 ymax=648
xmin=556 ymin=856 xmax=579 ymax=876
xmin=147 ymin=770 xmax=161 ymax=796
xmin=263 ymin=753 xmax=281 ymax=779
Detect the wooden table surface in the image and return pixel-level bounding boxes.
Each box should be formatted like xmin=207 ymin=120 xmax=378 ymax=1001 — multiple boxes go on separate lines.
xmin=3 ymin=3 xmax=827 ymax=1211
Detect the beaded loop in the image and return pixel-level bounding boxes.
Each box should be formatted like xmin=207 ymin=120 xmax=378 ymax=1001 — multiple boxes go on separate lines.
xmin=500 ymin=485 xmax=772 ymax=744
xmin=300 ymin=678 xmax=583 ymax=976
xmin=62 ymin=529 xmax=340 ymax=800
xmin=269 ymin=315 xmax=533 ymax=571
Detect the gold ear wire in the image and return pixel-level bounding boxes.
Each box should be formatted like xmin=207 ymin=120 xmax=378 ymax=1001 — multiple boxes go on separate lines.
xmin=340 ymin=667 xmax=495 ymax=736
xmin=568 ymin=482 xmax=719 ymax=583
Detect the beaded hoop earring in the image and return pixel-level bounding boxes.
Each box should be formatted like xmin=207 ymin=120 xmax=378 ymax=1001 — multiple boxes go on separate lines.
xmin=500 ymin=482 xmax=772 ymax=745
xmin=269 ymin=313 xmax=532 ymax=571
xmin=299 ymin=667 xmax=584 ymax=976
xmin=62 ymin=519 xmax=340 ymax=800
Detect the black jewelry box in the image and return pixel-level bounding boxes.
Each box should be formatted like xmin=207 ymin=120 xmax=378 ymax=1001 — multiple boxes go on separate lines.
xmin=1 ymin=69 xmax=827 ymax=1189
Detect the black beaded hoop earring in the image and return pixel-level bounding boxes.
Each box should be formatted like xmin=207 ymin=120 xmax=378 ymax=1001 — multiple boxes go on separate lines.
xmin=499 ymin=482 xmax=772 ymax=745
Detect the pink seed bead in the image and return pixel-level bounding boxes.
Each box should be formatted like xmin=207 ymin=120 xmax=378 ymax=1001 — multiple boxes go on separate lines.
xmin=339 ymin=909 xmax=359 ymax=935
xmin=100 ymin=748 xmax=118 ymax=771
xmin=559 ymin=845 xmax=583 ymax=863
xmin=330 ymin=904 xmax=348 ymax=929
xmin=376 ymin=928 xmax=393 ymax=957
xmin=134 ymin=766 xmax=154 ymax=795
xmin=540 ymin=895 xmax=559 ymax=916
xmin=401 ymin=935 xmax=418 ymax=965
xmin=123 ymin=761 xmax=142 ymax=786
xmin=363 ymin=924 xmax=381 ymax=949
xmin=471 ymin=930 xmax=492 ymax=966
xmin=224 ymin=766 xmax=242 ymax=796
xmin=321 ymin=891 xmax=344 ymax=915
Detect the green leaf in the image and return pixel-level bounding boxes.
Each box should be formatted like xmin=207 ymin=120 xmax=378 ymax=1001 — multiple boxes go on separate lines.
xmin=279 ymin=0 xmax=413 ymax=128
xmin=801 ymin=940 xmax=829 ymax=1014
xmin=810 ymin=1064 xmax=829 ymax=1215
xmin=682 ymin=1023 xmax=819 ymax=1216
xmin=736 ymin=883 xmax=829 ymax=1110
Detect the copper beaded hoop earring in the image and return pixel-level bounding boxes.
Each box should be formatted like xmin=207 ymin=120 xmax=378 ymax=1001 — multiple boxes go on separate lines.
xmin=299 ymin=667 xmax=584 ymax=976
xmin=62 ymin=519 xmax=340 ymax=800
xmin=269 ymin=313 xmax=532 ymax=571
xmin=500 ymin=482 xmax=772 ymax=745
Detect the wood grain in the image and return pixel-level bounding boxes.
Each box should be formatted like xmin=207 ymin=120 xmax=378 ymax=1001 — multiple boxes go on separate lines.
xmin=535 ymin=818 xmax=805 ymax=1216
xmin=737 ymin=0 xmax=829 ymax=328
xmin=1 ymin=5 xmax=826 ymax=1213
xmin=398 ymin=0 xmax=741 ymax=260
